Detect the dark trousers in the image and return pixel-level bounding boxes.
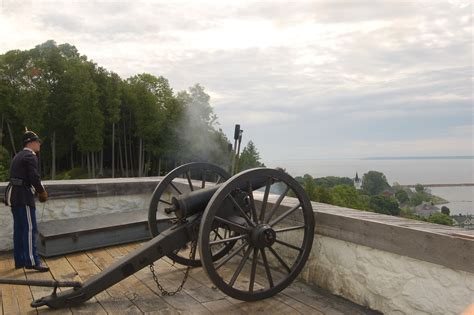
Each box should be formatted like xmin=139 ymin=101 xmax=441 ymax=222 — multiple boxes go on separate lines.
xmin=11 ymin=205 xmax=40 ymax=267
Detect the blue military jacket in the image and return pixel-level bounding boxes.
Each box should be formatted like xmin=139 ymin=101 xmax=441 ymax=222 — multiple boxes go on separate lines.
xmin=4 ymin=148 xmax=45 ymax=207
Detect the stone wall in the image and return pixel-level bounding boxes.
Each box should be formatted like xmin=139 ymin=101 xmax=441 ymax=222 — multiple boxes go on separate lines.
xmin=304 ymin=235 xmax=474 ymax=315
xmin=0 ymin=178 xmax=162 ymax=251
xmin=1 ymin=178 xmax=473 ymax=314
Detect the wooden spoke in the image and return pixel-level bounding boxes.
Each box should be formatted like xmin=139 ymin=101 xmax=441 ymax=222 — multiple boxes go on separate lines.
xmin=249 ymin=248 xmax=259 ymax=293
xmin=265 ymin=185 xmax=290 ymax=223
xmin=269 ymin=203 xmax=301 ymax=227
xmin=159 ymin=199 xmax=173 ymax=206
xmin=201 ymin=170 xmax=206 ymax=188
xmin=259 ymin=178 xmax=272 ymax=222
xmin=214 ymin=242 xmax=248 ymax=270
xmin=228 ymin=245 xmax=253 ymax=287
xmin=267 ymin=246 xmax=291 ymax=274
xmin=228 ymin=195 xmax=255 ymax=227
xmin=274 ymin=239 xmax=302 ymax=252
xmin=214 ymin=216 xmax=249 ymax=234
xmin=260 ymin=248 xmax=274 ymax=288
xmin=246 ymin=181 xmax=258 ymax=224
xmin=186 ymin=172 xmax=194 ymax=191
xmin=274 ymin=225 xmax=306 ymax=233
xmin=209 ymin=234 xmax=247 ymax=246
xmin=169 ymin=182 xmax=182 ymax=195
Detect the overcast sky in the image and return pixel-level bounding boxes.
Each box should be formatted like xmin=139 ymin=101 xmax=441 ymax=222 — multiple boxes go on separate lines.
xmin=0 ymin=0 xmax=472 ymax=166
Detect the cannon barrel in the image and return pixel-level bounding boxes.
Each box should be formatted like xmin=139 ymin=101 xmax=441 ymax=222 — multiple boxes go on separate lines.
xmin=171 ymin=175 xmax=269 ymax=219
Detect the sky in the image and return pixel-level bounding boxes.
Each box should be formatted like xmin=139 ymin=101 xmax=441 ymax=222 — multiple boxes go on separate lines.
xmin=0 ymin=0 xmax=472 ymax=167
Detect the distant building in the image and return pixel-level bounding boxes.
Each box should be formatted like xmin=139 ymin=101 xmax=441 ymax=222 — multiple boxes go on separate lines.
xmin=413 ymin=202 xmax=440 ymax=217
xmin=381 ymin=189 xmax=394 ymax=197
xmin=354 ymin=172 xmax=362 ymax=190
xmin=452 ymin=215 xmax=474 ymax=230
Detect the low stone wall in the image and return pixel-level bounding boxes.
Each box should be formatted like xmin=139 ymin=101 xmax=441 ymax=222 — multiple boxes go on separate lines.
xmin=306 ymin=202 xmax=474 ymax=315
xmin=1 ymin=178 xmax=473 ymax=314
xmin=306 ymin=235 xmax=473 ymax=315
xmin=0 ymin=178 xmax=163 ymax=251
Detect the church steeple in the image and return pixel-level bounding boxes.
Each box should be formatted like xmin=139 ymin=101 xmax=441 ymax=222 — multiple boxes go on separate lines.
xmin=354 ymin=172 xmax=361 ymax=189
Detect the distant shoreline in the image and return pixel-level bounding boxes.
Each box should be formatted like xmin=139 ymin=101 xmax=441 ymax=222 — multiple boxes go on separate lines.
xmin=362 ymin=156 xmax=474 ymax=160
xmin=401 ymin=183 xmax=474 ymax=187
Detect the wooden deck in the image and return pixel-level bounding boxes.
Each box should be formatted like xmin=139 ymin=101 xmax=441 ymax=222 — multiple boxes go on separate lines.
xmin=0 ymin=243 xmax=376 ymax=315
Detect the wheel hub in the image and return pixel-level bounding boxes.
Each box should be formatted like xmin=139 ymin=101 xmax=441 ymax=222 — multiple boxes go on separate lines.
xmin=250 ymin=224 xmax=276 ymax=248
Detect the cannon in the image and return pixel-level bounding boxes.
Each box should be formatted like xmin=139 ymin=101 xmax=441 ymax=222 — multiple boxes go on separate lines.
xmin=15 ymin=163 xmax=315 ymax=308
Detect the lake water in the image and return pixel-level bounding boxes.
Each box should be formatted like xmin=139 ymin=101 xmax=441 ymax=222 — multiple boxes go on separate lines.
xmin=267 ymin=158 xmax=474 ymax=215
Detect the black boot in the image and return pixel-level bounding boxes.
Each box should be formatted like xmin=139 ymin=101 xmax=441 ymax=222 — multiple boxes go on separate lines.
xmin=26 ymin=265 xmax=50 ymax=272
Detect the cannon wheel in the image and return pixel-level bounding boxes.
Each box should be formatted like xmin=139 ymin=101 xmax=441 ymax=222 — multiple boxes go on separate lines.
xmin=148 ymin=162 xmax=232 ymax=267
xmin=199 ymin=168 xmax=315 ymax=301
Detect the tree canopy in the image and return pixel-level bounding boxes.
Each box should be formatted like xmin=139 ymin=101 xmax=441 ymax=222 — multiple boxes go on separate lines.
xmin=237 ymin=140 xmax=265 ymax=172
xmin=361 ymin=171 xmax=390 ymax=196
xmin=0 ymin=41 xmax=236 ymax=179
xmin=314 ymin=176 xmax=353 ymax=188
xmin=296 ymin=170 xmax=451 ymax=225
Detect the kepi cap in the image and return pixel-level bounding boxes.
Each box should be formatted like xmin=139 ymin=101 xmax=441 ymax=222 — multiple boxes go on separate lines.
xmin=23 ymin=128 xmax=41 ymax=145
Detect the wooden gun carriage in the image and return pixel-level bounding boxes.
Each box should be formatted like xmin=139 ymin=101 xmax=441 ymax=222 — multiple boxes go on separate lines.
xmin=1 ymin=163 xmax=315 ymax=308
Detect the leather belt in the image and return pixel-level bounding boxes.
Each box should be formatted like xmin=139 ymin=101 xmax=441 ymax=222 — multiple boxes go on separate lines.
xmin=9 ymin=178 xmax=25 ymax=186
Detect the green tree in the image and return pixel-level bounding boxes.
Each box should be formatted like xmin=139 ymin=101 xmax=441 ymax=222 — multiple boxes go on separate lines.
xmin=427 ymin=213 xmax=453 ymax=226
xmin=361 ymin=171 xmax=390 ymax=196
xmin=127 ymin=73 xmax=171 ymax=176
xmin=237 ymin=140 xmax=265 ymax=172
xmin=314 ymin=186 xmax=333 ymax=203
xmin=395 ymin=189 xmax=409 ymax=204
xmin=314 ymin=176 xmax=354 ymax=188
xmin=0 ymin=41 xmax=231 ymax=180
xmin=301 ymin=174 xmax=318 ymax=201
xmin=415 ymin=183 xmax=425 ymax=193
xmin=410 ymin=192 xmax=430 ymax=206
xmin=441 ymin=206 xmax=450 ymax=216
xmin=369 ymin=195 xmax=401 ymax=215
xmin=330 ymin=185 xmax=370 ymax=211
xmin=30 ymin=40 xmax=74 ymax=179
xmin=68 ymin=60 xmax=103 ymax=178
xmin=0 ymin=144 xmax=9 ymax=181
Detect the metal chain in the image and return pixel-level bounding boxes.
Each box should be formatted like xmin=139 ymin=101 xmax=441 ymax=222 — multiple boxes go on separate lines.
xmin=149 ymin=239 xmax=197 ymax=296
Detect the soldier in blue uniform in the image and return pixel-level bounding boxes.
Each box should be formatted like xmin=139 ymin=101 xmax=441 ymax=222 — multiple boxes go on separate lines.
xmin=4 ymin=130 xmax=49 ymax=272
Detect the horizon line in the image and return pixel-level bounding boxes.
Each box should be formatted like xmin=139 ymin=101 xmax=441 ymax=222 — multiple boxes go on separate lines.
xmin=267 ymin=155 xmax=474 ymax=162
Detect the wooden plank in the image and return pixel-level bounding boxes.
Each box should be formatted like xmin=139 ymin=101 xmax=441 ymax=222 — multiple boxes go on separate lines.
xmin=66 ymin=252 xmax=141 ymax=314
xmin=202 ymin=299 xmax=243 ymax=315
xmin=0 ymin=254 xmax=22 ymax=315
xmin=273 ymin=295 xmax=322 ymax=315
xmin=2 ymin=255 xmax=37 ymax=314
xmin=282 ymin=282 xmax=374 ymax=315
xmin=215 ymin=262 xmax=300 ymax=315
xmin=92 ymin=246 xmax=177 ymax=314
xmin=106 ymin=244 xmax=180 ymax=314
xmin=116 ymin=244 xmax=211 ymax=314
xmin=121 ymin=242 xmax=301 ymax=313
xmin=24 ymin=258 xmax=72 ymax=315
xmin=225 ymin=295 xmax=299 ymax=315
xmin=46 ymin=255 xmax=107 ymax=314
xmin=0 ymin=284 xmax=3 ymax=315
xmin=121 ymin=242 xmax=374 ymax=315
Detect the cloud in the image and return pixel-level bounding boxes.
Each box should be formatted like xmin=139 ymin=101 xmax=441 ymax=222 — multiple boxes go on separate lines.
xmin=450 ymin=125 xmax=474 ymax=137
xmin=218 ymin=110 xmax=298 ymax=126
xmin=0 ymin=0 xmax=472 ymax=161
xmin=350 ymin=136 xmax=474 ymax=157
